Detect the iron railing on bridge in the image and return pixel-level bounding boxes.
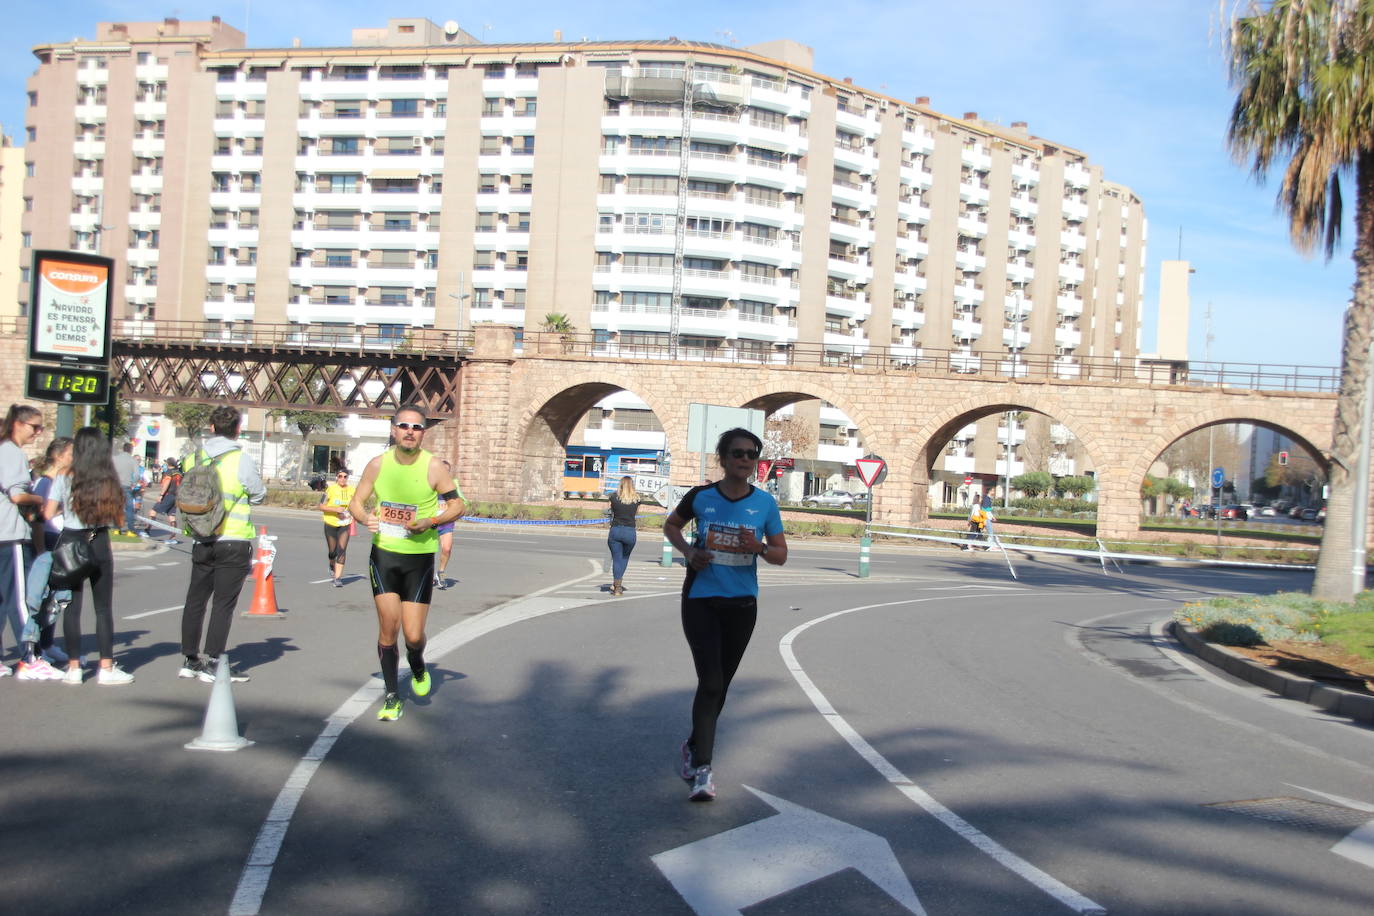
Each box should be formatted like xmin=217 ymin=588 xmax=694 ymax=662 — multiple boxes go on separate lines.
xmin=0 ymin=318 xmax=1338 ymax=395
xmin=520 ymin=331 xmax=1340 ymax=394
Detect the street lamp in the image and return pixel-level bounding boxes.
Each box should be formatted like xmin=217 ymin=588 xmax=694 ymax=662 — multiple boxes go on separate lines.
xmin=446 ymin=270 xmax=471 ymax=336
xmin=1003 ymin=290 xmax=1029 ymax=508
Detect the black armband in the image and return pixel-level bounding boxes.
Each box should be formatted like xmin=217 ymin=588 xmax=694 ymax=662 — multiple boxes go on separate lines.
xmin=439 ymin=489 xmax=460 ymax=501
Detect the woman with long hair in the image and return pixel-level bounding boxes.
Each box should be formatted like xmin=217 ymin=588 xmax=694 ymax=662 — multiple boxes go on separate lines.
xmin=606 ymin=475 xmax=645 ymax=596
xmin=49 ymin=427 xmax=132 ymax=685
xmin=663 ymin=427 xmax=787 ymax=802
xmin=0 ymin=404 xmax=48 ymax=677
xmin=320 ymin=468 xmax=354 ymax=587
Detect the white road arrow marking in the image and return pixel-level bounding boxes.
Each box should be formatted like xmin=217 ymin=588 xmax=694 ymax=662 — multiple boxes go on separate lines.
xmin=652 ymin=785 xmax=923 ymax=915
xmin=1290 ymin=784 xmax=1374 ymax=870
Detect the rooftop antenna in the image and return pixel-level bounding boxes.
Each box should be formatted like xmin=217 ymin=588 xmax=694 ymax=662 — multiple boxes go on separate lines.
xmin=1177 ymin=226 xmax=1183 ymax=260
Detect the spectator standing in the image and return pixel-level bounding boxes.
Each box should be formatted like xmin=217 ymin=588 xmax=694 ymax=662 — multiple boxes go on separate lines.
xmin=111 ymin=442 xmax=139 ymax=535
xmin=176 ymin=406 xmax=266 ymax=683
xmin=0 ymin=405 xmax=47 ymax=677
xmin=50 ymin=427 xmax=133 ymax=685
xmin=433 ymin=459 xmax=459 ymax=590
xmin=606 ymin=475 xmax=646 ymax=596
xmin=19 ymin=437 xmax=74 ymax=676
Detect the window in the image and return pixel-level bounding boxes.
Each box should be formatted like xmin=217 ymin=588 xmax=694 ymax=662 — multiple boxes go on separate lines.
xmin=338 ymin=66 xmax=370 ymax=81
xmin=239 ymin=247 xmax=257 ymax=265
xmin=382 ymin=215 xmax=414 ymax=231
xmin=322 ymin=286 xmax=354 ymax=304
xmin=476 ymin=212 xmax=497 ymax=230
xmin=739 ymin=261 xmax=776 ymax=281
xmin=512 ymin=175 xmax=533 ymax=193
xmin=211 ymin=173 xmax=232 ymax=192
xmin=23 ymin=197 xmax=32 ymax=213
xmin=377 ymin=287 xmax=409 ymax=305
xmin=738 ymin=299 xmax=773 ymax=317
xmin=509 ymin=251 xmax=529 ymax=271
xmin=382 ymin=65 xmax=422 ymax=80
xmin=478 ymin=174 xmax=499 ymax=194
xmin=238 ymin=209 xmax=259 ymax=229
xmin=505 ymin=289 xmax=527 ymax=307
xmin=372 ymin=178 xmax=418 ymax=193
xmin=207 ymin=283 xmax=225 ymax=299
xmin=479 ymin=136 xmax=503 ymax=155
xmin=332 ymin=100 xmax=363 ymax=119
xmin=214 ymin=136 xmax=234 ymax=155
xmin=240 ymin=173 xmax=260 ymax=192
xmin=324 ymin=250 xmax=355 ymax=267
xmin=425 ymin=251 xmax=439 ymax=269
xmin=512 ymin=136 xmax=535 ymax=155
xmin=511 ymin=212 xmax=531 ymax=231
xmin=629 ymin=175 xmax=677 ymax=195
xmin=27 ymin=91 xmax=36 ymax=107
xmin=474 ymin=251 xmax=496 ymax=269
xmin=516 ymin=98 xmax=537 ymax=117
xmin=630 ymin=136 xmax=678 ymax=154
xmin=210 ymin=209 xmax=230 ymax=229
xmin=326 ymin=173 xmax=360 ymax=193
xmin=387 ymin=99 xmax=420 ymax=118
xmin=374 ymin=250 xmax=413 ymax=268
xmin=215 ymin=100 xmax=235 ymax=117
xmin=482 ymin=98 xmax=504 ymax=116
xmin=21 ymin=232 xmax=32 ymax=248
xmin=208 ymin=247 xmax=226 ymax=265
xmin=328 ymin=136 xmax=360 ymax=155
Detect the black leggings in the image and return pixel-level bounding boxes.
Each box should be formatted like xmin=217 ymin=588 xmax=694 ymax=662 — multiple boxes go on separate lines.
xmin=681 ymin=595 xmax=758 ymax=767
xmin=60 ymin=528 xmax=115 ymax=660
xmin=324 ymin=523 xmax=350 ymax=567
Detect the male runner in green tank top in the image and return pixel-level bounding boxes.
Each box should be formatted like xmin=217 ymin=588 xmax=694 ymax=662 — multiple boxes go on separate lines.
xmin=350 ymin=405 xmax=467 ymax=721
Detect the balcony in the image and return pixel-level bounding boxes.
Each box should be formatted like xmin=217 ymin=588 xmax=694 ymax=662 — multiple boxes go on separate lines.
xmin=951 ymin=314 xmax=982 ymax=340
xmin=1056 ymin=294 xmax=1084 ymax=317
xmin=1060 ymin=228 xmax=1088 ymax=252
xmin=954 ymin=247 xmax=986 ymax=273
xmin=953 ymin=282 xmax=984 ymax=306
xmin=957 ymin=214 xmax=988 ymax=238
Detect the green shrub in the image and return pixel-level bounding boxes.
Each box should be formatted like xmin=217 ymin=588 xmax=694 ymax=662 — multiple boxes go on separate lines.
xmin=1174 ymin=593 xmax=1330 ymax=644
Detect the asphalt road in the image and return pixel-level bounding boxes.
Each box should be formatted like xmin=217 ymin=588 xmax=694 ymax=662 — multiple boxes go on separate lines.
xmin=2 ymin=510 xmax=1371 ymax=915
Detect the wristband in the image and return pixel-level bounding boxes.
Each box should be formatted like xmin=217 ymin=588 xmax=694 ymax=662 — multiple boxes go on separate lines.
xmin=758 ymin=542 xmax=769 ymax=557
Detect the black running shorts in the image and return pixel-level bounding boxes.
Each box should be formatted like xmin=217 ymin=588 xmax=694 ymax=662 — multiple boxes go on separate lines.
xmin=368 ymin=546 xmax=435 ymax=604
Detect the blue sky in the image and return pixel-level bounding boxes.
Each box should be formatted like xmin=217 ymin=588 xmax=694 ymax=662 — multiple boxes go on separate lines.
xmin=1 ymin=1 xmax=1355 ymax=368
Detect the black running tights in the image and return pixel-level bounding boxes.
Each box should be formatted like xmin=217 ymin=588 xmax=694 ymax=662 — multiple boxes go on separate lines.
xmin=681 ymin=595 xmax=758 ymax=767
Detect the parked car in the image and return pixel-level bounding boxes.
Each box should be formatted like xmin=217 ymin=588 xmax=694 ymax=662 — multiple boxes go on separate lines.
xmin=1301 ymin=507 xmax=1322 ymax=521
xmin=802 ymin=490 xmax=865 ymax=509
xmin=1290 ymin=505 xmax=1308 ymax=519
xmin=1256 ymin=505 xmax=1277 ymax=517
xmin=1220 ymin=505 xmax=1249 ymax=520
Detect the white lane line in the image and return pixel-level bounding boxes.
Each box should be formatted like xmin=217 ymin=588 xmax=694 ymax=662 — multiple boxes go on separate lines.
xmin=124 ymin=604 xmax=183 ymax=620
xmin=779 ymin=593 xmax=1107 ymax=916
xmin=229 ymin=560 xmax=606 ymax=916
xmin=157 ymin=561 xmax=179 ymax=567
xmin=307 ymin=578 xmax=334 ymax=584
xmin=125 ymin=565 xmax=158 ymax=572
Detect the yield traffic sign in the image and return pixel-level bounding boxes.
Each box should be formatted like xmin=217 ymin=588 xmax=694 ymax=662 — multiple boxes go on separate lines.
xmin=855 ymin=455 xmax=887 ymax=488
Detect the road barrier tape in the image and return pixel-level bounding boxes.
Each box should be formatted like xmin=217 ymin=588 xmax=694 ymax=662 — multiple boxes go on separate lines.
xmin=457 ymin=512 xmax=667 ymax=527
xmin=868 ymin=524 xmax=1317 ymax=572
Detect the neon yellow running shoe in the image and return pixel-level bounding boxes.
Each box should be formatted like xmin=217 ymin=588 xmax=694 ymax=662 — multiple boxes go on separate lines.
xmin=377 ymin=693 xmax=404 ymax=721
xmin=411 ymin=668 xmax=431 ymax=697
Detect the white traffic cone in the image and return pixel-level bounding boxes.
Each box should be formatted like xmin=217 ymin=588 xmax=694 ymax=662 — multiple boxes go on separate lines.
xmin=185 ymin=656 xmax=254 ymax=752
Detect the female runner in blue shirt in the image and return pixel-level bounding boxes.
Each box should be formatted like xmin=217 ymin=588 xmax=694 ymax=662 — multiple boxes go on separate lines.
xmin=663 ymin=427 xmax=787 ymax=801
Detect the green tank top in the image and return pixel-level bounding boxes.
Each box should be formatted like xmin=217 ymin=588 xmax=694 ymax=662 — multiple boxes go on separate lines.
xmin=373 ymin=448 xmax=439 ymax=554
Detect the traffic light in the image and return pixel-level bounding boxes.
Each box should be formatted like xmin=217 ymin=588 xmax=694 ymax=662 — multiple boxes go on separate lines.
xmin=1278 ymin=451 xmax=1289 ymax=466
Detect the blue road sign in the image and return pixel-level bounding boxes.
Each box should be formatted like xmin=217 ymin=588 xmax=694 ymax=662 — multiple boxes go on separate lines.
xmin=1211 ymin=467 xmax=1225 ymax=489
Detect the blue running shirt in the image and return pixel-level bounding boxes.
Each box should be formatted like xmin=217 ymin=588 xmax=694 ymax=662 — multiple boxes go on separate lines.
xmin=674 ymin=483 xmax=783 ymax=599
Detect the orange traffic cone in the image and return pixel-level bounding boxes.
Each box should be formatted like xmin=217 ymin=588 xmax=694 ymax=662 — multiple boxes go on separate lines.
xmin=243 ymin=526 xmax=285 ymax=618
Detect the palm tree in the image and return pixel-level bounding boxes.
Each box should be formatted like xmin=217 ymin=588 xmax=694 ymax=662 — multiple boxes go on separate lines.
xmin=541 ymin=312 xmax=574 ymax=334
xmin=1226 ymin=0 xmax=1374 ymax=600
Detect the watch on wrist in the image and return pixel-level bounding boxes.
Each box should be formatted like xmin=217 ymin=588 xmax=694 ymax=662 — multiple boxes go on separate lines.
xmin=758 ymin=542 xmax=769 ymax=557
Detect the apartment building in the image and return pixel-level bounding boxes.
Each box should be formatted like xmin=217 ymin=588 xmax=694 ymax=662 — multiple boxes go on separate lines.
xmin=0 ymin=130 xmax=24 ymax=320
xmin=20 ymin=17 xmax=1148 ymax=495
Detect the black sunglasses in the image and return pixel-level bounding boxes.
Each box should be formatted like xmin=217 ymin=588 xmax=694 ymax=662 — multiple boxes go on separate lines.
xmin=729 ymin=448 xmax=760 ymax=460
xmin=393 ymin=422 xmax=425 ymax=431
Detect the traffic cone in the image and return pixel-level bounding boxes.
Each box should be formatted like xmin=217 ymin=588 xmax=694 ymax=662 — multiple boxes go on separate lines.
xmin=243 ymin=527 xmax=285 ymax=618
xmin=185 ymin=656 xmax=253 ymax=752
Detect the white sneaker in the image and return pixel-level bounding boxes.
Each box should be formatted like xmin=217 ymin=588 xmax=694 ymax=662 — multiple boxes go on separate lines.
xmin=96 ymin=663 xmax=134 ymax=686
xmin=16 ymin=658 xmax=65 ymax=681
xmin=62 ymin=666 xmax=83 ymax=685
xmin=41 ymin=644 xmax=69 ymax=665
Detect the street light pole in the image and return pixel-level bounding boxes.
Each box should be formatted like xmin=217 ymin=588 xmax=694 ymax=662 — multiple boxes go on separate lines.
xmin=446 ymin=270 xmax=471 ymax=340
xmin=1003 ymin=290 xmax=1027 ymax=509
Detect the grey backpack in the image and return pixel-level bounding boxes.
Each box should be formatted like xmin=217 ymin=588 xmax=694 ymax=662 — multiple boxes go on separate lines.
xmin=177 ymin=448 xmax=238 ymax=539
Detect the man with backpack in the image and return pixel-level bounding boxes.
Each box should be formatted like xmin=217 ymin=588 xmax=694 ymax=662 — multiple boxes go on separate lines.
xmin=175 ymin=406 xmax=266 ymax=683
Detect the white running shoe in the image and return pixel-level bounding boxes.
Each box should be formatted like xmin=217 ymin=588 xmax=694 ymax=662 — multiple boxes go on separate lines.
xmin=16 ymin=658 xmax=65 ymax=681
xmin=96 ymin=663 xmax=134 ymax=686
xmin=689 ymin=765 xmax=716 ymax=802
xmin=62 ymin=666 xmax=83 ymax=685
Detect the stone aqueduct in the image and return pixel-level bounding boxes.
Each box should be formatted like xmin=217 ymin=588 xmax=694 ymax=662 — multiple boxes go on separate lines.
xmin=0 ymin=324 xmax=1338 ymax=541
xmin=451 ymin=328 xmax=1335 ymax=540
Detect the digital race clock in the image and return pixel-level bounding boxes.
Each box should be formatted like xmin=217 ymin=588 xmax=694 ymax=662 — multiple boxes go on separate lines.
xmin=25 ymin=364 xmax=110 ymax=405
